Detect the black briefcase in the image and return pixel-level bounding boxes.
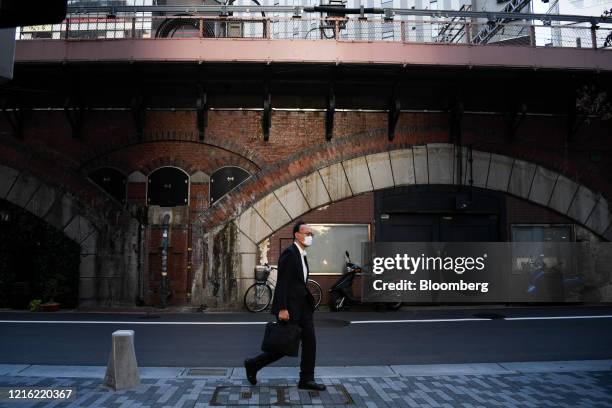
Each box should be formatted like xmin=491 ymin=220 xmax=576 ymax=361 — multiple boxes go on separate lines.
xmin=261 ymin=321 xmax=302 ymax=357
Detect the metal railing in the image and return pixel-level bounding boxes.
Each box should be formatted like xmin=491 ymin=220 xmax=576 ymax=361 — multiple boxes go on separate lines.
xmin=16 ymin=13 xmax=612 ymax=50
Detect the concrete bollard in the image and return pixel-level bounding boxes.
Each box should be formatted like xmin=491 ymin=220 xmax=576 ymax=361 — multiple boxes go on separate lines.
xmin=104 ymin=330 xmax=141 ymax=390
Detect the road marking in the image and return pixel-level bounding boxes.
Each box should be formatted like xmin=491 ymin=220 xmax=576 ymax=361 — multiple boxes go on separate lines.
xmin=0 ymin=320 xmax=268 ymax=325
xmin=1 ymin=315 xmax=611 ymax=325
xmin=351 ymin=315 xmax=612 ymax=324
xmin=505 ymin=315 xmax=612 ymax=321
xmin=350 ymin=318 xmax=492 ymax=324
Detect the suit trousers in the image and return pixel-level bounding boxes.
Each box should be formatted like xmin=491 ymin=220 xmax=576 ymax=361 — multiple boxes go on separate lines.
xmin=251 ymin=295 xmax=316 ymax=381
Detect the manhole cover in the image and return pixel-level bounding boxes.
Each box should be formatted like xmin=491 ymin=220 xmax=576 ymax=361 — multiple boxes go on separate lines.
xmin=210 ymin=385 xmax=354 ymax=406
xmin=473 ymin=313 xmax=505 ymax=320
xmin=185 ymin=368 xmax=228 ymax=377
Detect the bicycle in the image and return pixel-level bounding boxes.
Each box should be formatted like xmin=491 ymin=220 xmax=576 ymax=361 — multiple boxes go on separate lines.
xmin=244 ymin=264 xmax=323 ymax=313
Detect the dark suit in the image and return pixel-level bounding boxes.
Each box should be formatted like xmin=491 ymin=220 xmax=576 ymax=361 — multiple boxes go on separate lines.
xmin=251 ymin=243 xmax=317 ymax=381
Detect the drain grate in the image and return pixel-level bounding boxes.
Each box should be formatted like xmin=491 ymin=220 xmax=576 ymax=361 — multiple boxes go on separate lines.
xmin=185 ymin=368 xmax=228 ymax=377
xmin=210 ymin=385 xmax=354 ymax=406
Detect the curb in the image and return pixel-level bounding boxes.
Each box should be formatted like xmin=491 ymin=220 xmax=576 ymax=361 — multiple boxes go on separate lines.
xmin=1 ymin=360 xmax=611 ymax=380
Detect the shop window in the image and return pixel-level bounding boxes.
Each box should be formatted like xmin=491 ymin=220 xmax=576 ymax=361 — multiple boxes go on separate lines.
xmin=281 ymin=224 xmax=370 ymax=275
xmin=511 ymin=225 xmax=573 ymax=242
xmin=89 ymin=167 xmax=126 ymax=204
xmin=510 ymin=224 xmax=573 ymax=277
xmin=147 ymin=167 xmax=189 ymax=207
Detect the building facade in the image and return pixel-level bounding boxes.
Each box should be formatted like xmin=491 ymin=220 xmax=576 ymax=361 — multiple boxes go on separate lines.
xmin=1 ymin=2 xmax=611 ymax=309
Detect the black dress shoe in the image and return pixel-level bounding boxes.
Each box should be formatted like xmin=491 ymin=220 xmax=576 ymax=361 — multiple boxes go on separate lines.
xmin=297 ymin=380 xmax=326 ymax=391
xmin=244 ymin=359 xmax=257 ymax=385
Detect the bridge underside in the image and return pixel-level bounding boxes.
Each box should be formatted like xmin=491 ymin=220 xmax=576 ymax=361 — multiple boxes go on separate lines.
xmin=4 ymin=61 xmax=611 ymax=115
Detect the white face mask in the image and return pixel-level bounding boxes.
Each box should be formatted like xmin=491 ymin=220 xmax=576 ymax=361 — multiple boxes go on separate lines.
xmin=304 ymin=235 xmax=313 ymax=247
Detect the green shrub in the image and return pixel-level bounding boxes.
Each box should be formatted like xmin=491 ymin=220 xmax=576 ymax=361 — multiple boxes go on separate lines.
xmin=29 ymin=299 xmax=42 ymax=312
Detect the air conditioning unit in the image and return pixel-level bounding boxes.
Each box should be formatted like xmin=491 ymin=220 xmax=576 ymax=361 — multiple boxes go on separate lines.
xmin=227 ymin=21 xmax=243 ymax=38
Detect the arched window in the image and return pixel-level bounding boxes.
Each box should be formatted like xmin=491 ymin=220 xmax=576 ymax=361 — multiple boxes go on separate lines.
xmin=147 ymin=167 xmax=189 ymax=207
xmin=89 ymin=167 xmax=126 ymax=204
xmin=210 ymin=166 xmax=250 ymax=205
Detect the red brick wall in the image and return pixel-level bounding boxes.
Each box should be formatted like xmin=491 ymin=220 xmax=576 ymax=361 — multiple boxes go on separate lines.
xmin=506 ymin=195 xmax=574 ymax=225
xmin=1 ymin=111 xmax=609 ymax=210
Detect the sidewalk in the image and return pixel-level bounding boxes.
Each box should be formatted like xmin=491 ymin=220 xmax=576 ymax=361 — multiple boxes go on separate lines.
xmin=1 ymin=360 xmax=611 ymax=407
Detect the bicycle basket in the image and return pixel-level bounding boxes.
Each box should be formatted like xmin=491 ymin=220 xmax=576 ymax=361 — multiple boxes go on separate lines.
xmin=254 ymin=266 xmax=270 ymax=282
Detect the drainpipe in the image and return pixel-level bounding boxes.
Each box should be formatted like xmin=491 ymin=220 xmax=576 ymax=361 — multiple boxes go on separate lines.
xmin=160 ymin=213 xmax=171 ymax=308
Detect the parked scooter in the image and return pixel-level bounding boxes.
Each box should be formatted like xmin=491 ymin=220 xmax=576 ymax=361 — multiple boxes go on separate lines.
xmin=525 ymin=253 xmax=585 ymax=300
xmin=328 ymin=251 xmax=403 ymax=312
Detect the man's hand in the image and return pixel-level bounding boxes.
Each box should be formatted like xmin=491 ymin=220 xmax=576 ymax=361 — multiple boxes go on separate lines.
xmin=278 ymin=309 xmax=290 ymax=321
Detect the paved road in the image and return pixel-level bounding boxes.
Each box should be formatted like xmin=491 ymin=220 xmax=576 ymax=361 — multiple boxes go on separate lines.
xmin=1 ymin=306 xmax=611 ymax=367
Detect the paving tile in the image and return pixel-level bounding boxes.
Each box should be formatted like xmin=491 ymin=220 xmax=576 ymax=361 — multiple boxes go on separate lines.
xmin=1 ymin=370 xmax=612 ymax=407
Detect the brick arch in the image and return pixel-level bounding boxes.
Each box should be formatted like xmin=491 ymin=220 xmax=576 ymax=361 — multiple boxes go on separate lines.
xmin=78 ymin=140 xmax=260 ymax=179
xmin=80 ymin=139 xmax=263 ymax=174
xmin=203 ymin=143 xmax=612 ymax=246
xmin=81 ymin=159 xmax=133 ymax=176
xmin=144 ymin=160 xmax=195 ymax=176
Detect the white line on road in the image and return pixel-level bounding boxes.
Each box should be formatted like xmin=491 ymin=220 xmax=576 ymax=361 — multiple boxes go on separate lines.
xmin=350 ymin=318 xmax=493 ymax=324
xmin=0 ymin=320 xmax=268 ymax=325
xmin=0 ymin=315 xmax=611 ymax=325
xmin=505 ymin=315 xmax=612 ymax=321
xmin=351 ymin=315 xmax=612 ymax=324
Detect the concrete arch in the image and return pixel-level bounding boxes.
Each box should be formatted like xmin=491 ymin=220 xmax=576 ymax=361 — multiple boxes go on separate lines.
xmin=231 ymin=143 xmax=612 ymax=250
xmin=0 ymin=164 xmax=99 ymax=303
xmin=191 ymin=143 xmax=612 ymax=307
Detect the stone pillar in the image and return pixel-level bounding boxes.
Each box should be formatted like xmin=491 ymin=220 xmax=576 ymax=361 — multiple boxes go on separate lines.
xmin=104 ymin=330 xmax=140 ymax=391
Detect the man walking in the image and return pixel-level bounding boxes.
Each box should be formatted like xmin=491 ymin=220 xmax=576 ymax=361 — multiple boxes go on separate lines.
xmin=244 ymin=221 xmax=326 ymax=391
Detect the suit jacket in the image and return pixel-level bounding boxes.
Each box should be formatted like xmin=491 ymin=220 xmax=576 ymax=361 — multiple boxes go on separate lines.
xmin=270 ymin=243 xmax=315 ymax=322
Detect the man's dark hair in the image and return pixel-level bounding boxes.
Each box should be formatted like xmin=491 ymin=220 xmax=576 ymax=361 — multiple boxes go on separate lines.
xmin=293 ymin=220 xmax=307 ymax=236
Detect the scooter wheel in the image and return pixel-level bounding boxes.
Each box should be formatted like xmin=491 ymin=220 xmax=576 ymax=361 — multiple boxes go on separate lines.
xmin=385 ymin=302 xmax=403 ymax=311
xmin=328 ymin=293 xmax=345 ymax=312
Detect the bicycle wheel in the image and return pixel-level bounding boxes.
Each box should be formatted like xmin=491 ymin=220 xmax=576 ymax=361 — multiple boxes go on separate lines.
xmin=306 ymin=279 xmax=323 ymax=309
xmin=244 ymin=283 xmax=272 ymax=312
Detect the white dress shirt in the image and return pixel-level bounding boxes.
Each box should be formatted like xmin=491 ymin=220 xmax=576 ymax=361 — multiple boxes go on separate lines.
xmin=294 ymin=241 xmax=308 ymax=283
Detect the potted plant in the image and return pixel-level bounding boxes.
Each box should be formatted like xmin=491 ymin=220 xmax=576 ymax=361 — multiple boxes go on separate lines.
xmin=40 ymin=277 xmax=60 ymax=312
